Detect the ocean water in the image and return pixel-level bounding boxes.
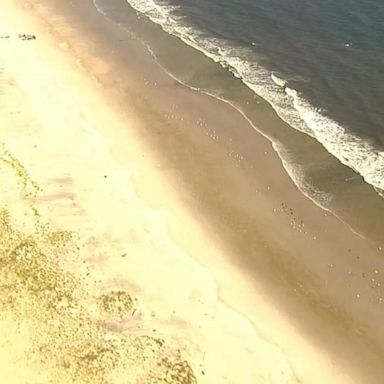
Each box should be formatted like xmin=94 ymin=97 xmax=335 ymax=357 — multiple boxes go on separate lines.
xmin=93 ymin=0 xmax=384 ymax=238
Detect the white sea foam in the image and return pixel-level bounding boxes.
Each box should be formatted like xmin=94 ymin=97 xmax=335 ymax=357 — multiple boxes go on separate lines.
xmin=286 ymin=88 xmax=384 ymax=193
xmin=271 ymin=73 xmax=287 ymax=88
xmin=124 ymin=0 xmax=384 ymax=196
xmin=272 ymin=141 xmax=333 ymax=207
xmin=125 ymin=0 xmax=315 ymax=135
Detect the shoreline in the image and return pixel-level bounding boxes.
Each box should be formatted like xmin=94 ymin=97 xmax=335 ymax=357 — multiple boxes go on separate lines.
xmin=94 ymin=0 xmax=384 ymax=245
xmin=1 ymin=0 xmax=384 ymax=382
xmin=119 ymin=0 xmax=384 ymax=216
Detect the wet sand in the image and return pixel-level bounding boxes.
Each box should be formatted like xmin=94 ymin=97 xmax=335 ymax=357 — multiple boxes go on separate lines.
xmin=1 ymin=0 xmax=384 ymax=383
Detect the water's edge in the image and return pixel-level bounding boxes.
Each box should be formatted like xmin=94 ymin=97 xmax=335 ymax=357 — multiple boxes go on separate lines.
xmin=92 ymin=0 xmax=384 ymax=243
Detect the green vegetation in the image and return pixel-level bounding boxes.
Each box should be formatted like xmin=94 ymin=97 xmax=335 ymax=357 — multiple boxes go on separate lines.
xmin=0 ymin=143 xmax=196 ymax=384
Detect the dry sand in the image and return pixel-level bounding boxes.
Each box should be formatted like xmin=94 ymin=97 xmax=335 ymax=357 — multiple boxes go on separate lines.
xmin=0 ymin=1 xmax=383 ymax=383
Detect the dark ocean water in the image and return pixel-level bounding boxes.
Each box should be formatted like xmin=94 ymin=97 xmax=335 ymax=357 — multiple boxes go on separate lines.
xmin=93 ymin=0 xmax=384 ymax=238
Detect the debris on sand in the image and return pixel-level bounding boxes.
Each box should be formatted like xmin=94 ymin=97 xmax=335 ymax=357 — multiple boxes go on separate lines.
xmin=18 ymin=33 xmax=36 ymax=41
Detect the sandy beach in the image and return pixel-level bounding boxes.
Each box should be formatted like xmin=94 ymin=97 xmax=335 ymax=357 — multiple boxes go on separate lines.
xmin=1 ymin=1 xmax=384 ymax=383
